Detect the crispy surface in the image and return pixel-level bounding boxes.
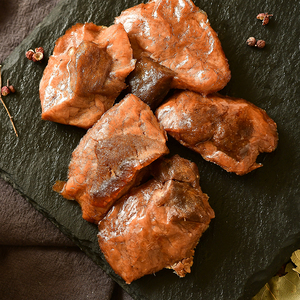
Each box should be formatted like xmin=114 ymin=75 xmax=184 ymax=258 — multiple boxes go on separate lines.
xmin=156 ymin=91 xmax=278 ymax=175
xmin=115 ymin=0 xmax=231 ymax=95
xmin=58 ymin=94 xmax=169 ymax=223
xmin=40 ymin=22 xmax=135 ymax=129
xmin=98 ymin=155 xmax=214 ymax=284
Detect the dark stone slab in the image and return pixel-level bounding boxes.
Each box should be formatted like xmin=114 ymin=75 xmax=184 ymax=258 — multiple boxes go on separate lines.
xmin=0 ymin=0 xmax=300 ymax=299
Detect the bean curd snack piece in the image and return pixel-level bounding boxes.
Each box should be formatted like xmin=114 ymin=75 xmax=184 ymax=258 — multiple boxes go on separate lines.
xmin=98 ymin=155 xmax=215 ymax=283
xmin=156 ymin=91 xmax=278 ymax=175
xmin=54 ymin=94 xmax=169 ymax=223
xmin=40 ymin=22 xmax=136 ymax=129
xmin=115 ymin=0 xmax=231 ymax=95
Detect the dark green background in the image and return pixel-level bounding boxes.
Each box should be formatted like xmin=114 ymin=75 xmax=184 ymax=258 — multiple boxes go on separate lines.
xmin=0 ymin=0 xmax=299 ymax=299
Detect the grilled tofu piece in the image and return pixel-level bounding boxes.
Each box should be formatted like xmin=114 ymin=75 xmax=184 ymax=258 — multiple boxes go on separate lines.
xmin=98 ymin=155 xmax=214 ymax=284
xmin=40 ymin=22 xmax=135 ymax=129
xmin=54 ymin=94 xmax=168 ymax=223
xmin=156 ymin=91 xmax=278 ymax=175
xmin=115 ymin=0 xmax=231 ymax=95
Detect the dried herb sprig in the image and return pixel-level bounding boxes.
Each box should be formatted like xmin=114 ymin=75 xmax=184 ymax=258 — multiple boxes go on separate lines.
xmin=0 ymin=65 xmax=18 ymax=137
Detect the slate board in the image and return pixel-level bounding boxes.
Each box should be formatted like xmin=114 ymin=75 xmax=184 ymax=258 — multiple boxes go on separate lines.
xmin=0 ymin=0 xmax=300 ymax=299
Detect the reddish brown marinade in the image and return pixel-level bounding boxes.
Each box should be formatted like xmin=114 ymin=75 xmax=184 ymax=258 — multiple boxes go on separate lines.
xmin=98 ymin=155 xmax=214 ymax=284
xmin=55 ymin=94 xmax=169 ymax=223
xmin=156 ymin=91 xmax=278 ymax=175
xmin=126 ymin=56 xmax=175 ymax=109
xmin=115 ymin=0 xmax=231 ymax=95
xmin=40 ymin=22 xmax=135 ymax=129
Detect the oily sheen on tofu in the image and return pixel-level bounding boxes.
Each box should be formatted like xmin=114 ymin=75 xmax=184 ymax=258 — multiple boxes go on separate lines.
xmin=115 ymin=0 xmax=231 ymax=95
xmin=98 ymin=155 xmax=215 ymax=284
xmin=156 ymin=91 xmax=278 ymax=175
xmin=56 ymin=94 xmax=169 ymax=224
xmin=40 ymin=22 xmax=135 ymax=129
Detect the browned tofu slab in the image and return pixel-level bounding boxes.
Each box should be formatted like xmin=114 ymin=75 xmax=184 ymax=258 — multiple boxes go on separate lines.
xmin=98 ymin=155 xmax=214 ymax=284
xmin=115 ymin=0 xmax=231 ymax=95
xmin=156 ymin=91 xmax=278 ymax=175
xmin=40 ymin=22 xmax=135 ymax=129
xmin=55 ymin=94 xmax=169 ymax=223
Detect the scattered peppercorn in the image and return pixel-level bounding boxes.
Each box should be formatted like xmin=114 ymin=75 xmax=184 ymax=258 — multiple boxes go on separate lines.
xmin=35 ymin=47 xmax=44 ymax=54
xmin=246 ymin=37 xmax=266 ymax=49
xmin=25 ymin=49 xmax=35 ymax=60
xmin=262 ymin=16 xmax=271 ymax=25
xmin=255 ymin=39 xmax=266 ymax=49
xmin=1 ymin=86 xmax=10 ymax=96
xmin=5 ymin=79 xmax=16 ymax=94
xmin=26 ymin=47 xmax=44 ymax=62
xmin=256 ymin=13 xmax=273 ymax=25
xmin=32 ymin=51 xmax=44 ymax=62
xmin=246 ymin=37 xmax=256 ymax=47
xmin=8 ymin=85 xmax=16 ymax=93
xmin=256 ymin=13 xmax=266 ymax=20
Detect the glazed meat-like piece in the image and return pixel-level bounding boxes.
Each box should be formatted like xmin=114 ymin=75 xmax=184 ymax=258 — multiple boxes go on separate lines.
xmin=115 ymin=0 xmax=231 ymax=95
xmin=54 ymin=94 xmax=169 ymax=223
xmin=156 ymin=91 xmax=278 ymax=175
xmin=40 ymin=22 xmax=135 ymax=129
xmin=126 ymin=56 xmax=175 ymax=109
xmin=98 ymin=155 xmax=214 ymax=284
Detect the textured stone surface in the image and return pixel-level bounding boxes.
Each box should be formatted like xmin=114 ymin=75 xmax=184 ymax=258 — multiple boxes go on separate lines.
xmin=0 ymin=0 xmax=299 ymax=299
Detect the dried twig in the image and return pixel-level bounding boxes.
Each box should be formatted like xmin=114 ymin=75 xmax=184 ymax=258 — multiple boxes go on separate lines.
xmin=0 ymin=65 xmax=18 ymax=137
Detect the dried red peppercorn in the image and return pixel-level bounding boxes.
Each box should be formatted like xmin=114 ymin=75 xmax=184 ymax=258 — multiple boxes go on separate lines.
xmin=256 ymin=40 xmax=266 ymax=49
xmin=25 ymin=49 xmax=35 ymax=60
xmin=1 ymin=86 xmax=10 ymax=96
xmin=35 ymin=47 xmax=44 ymax=54
xmin=26 ymin=47 xmax=45 ymax=62
xmin=256 ymin=13 xmax=273 ymax=25
xmin=8 ymin=85 xmax=15 ymax=93
xmin=32 ymin=52 xmax=44 ymax=62
xmin=246 ymin=37 xmax=256 ymax=47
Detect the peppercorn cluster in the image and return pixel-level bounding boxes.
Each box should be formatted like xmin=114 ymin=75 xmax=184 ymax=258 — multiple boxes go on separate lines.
xmin=1 ymin=80 xmax=15 ymax=97
xmin=246 ymin=12 xmax=273 ymax=49
xmin=26 ymin=47 xmax=44 ymax=62
xmin=246 ymin=37 xmax=266 ymax=49
xmin=256 ymin=13 xmax=273 ymax=25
